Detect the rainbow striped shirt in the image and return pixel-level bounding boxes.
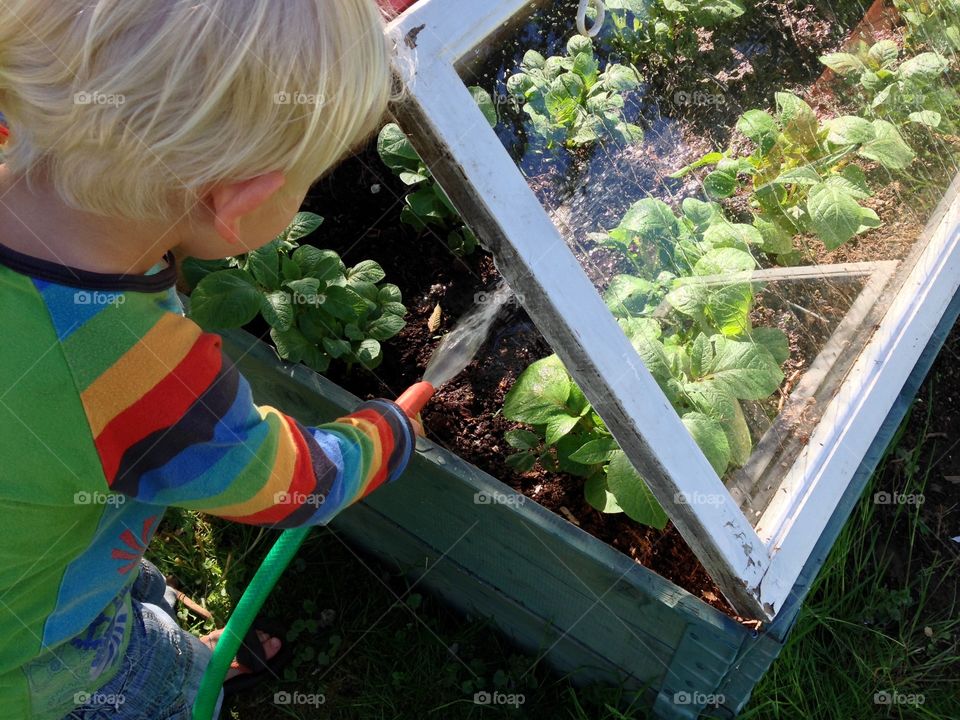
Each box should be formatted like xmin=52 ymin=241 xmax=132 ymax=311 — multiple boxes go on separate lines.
xmin=0 ymin=244 xmax=414 ymax=719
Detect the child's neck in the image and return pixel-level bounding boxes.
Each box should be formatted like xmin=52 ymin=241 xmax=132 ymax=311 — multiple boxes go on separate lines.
xmin=0 ymin=165 xmax=178 ymax=276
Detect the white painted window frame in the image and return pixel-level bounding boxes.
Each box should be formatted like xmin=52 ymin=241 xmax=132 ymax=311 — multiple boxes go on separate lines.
xmin=385 ymin=0 xmax=960 ymax=619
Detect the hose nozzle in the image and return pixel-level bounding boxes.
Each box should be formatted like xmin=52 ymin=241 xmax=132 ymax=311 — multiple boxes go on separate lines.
xmin=395 ymin=381 xmax=435 ymax=418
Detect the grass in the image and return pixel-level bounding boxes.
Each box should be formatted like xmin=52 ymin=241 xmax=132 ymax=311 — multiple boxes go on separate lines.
xmin=147 ymin=367 xmax=959 ymax=719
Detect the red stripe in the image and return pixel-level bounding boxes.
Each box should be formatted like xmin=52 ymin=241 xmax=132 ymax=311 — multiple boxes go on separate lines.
xmin=350 ymin=408 xmax=396 ymax=496
xmin=222 ymin=417 xmax=316 ymax=525
xmin=96 ymin=335 xmax=222 ymax=486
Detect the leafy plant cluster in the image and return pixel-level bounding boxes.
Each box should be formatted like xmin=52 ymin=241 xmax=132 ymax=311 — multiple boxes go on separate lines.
xmin=376 ymin=87 xmax=497 ymax=256
xmin=505 ymin=35 xmax=644 ymax=149
xmin=186 ymin=212 xmax=406 ymax=373
xmin=602 ymin=0 xmax=746 ymax=63
xmin=821 ymin=40 xmax=957 ymax=134
xmin=503 ymin=312 xmax=785 ymax=527
xmin=895 ymin=0 xmax=960 ymax=55
xmin=506 ymin=192 xmax=792 ymax=527
xmin=674 ymin=91 xmax=914 ymax=256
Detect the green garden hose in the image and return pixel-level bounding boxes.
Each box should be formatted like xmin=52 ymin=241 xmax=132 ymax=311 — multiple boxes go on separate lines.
xmin=191 ymin=525 xmax=311 ymax=720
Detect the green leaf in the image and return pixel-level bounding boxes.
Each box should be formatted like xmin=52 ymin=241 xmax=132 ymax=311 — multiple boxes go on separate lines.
xmin=693 ymin=247 xmax=756 ymax=276
xmin=270 ymin=326 xmax=314 ymax=364
xmin=545 ymin=413 xmax=580 ymax=445
xmin=521 ymin=49 xmax=546 ymax=70
xmin=469 ymin=86 xmax=498 ymax=127
xmin=505 ymin=429 xmax=541 ymax=450
xmin=737 ymin=109 xmax=778 ymax=152
xmin=908 ymin=110 xmax=942 ymax=127
xmin=366 ymin=312 xmax=406 ymax=341
xmin=699 ymin=335 xmax=784 ymax=399
xmin=377 ymin=123 xmax=420 ymax=172
xmin=569 ymin=436 xmax=620 ymax=464
xmin=753 ymin=216 xmax=795 ymax=255
xmin=823 ymin=166 xmax=872 ymax=200
xmin=617 ymin=197 xmax=680 ymax=242
xmin=807 ymin=181 xmax=865 ymax=250
xmin=702 ymin=220 xmax=761 ymax=249
xmin=703 ymin=170 xmax=737 ymax=199
xmin=322 ymin=285 xmax=368 ymax=322
xmin=181 ymin=257 xmax=231 ymax=290
xmin=566 ymin=35 xmax=594 ymax=58
xmin=356 ymin=338 xmax=382 ymax=368
xmin=605 ymin=451 xmax=667 ymax=529
xmin=820 ymin=52 xmax=866 ymax=74
xmin=293 ymin=246 xmax=342 ymax=283
xmin=825 ymin=116 xmax=876 ymax=145
xmin=772 ymin=165 xmax=821 ymax=185
xmin=898 ymin=52 xmax=949 ymax=80
xmin=751 ymin=327 xmax=790 ymax=365
xmin=189 ymin=269 xmax=261 ymax=328
xmin=682 ymin=197 xmax=722 ymax=231
xmin=260 ymin=290 xmax=293 ymax=331
xmin=603 ymin=64 xmax=641 ymax=91
xmin=725 ymin=401 xmax=752 ymax=467
xmin=866 ymin=40 xmax=899 ymax=69
xmin=247 ymin=242 xmax=281 ymax=290
xmin=286 ymin=212 xmax=324 ymax=242
xmin=584 ymin=474 xmax=623 ymax=514
xmin=705 ymin=283 xmax=755 ymax=337
xmin=858 ymin=120 xmax=915 ymax=169
xmin=682 ymin=412 xmax=731 ymax=475
xmin=347 ymin=260 xmax=386 ymax=284
xmin=322 ymin=336 xmax=351 ymax=359
xmin=603 ymin=274 xmax=658 ymax=317
xmin=775 ymin=92 xmax=818 ymax=145
xmin=503 ymin=354 xmax=572 ymax=425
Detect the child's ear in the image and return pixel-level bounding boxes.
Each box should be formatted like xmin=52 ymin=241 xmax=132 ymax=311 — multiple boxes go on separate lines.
xmin=209 ymin=171 xmax=286 ymax=244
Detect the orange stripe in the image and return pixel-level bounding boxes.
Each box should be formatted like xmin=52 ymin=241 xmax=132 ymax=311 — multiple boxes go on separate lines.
xmin=336 ymin=416 xmax=383 ymax=498
xmin=208 ymin=408 xmax=299 ymax=517
xmin=81 ymin=314 xmax=200 ymax=437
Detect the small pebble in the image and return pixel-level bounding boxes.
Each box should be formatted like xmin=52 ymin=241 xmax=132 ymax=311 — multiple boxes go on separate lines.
xmin=370 ymin=183 xmax=381 ymax=194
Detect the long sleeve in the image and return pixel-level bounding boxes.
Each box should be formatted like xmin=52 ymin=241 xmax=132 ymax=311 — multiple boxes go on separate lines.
xmin=75 ymin=312 xmax=415 ymax=528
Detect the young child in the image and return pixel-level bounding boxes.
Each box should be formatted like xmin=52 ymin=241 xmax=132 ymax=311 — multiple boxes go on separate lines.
xmin=0 ymin=1 xmax=418 ymax=717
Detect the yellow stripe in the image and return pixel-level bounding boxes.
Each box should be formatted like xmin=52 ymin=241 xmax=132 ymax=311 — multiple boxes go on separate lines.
xmin=336 ymin=416 xmax=382 ymax=497
xmin=80 ymin=313 xmax=201 ymax=437
xmin=210 ymin=407 xmax=298 ymax=517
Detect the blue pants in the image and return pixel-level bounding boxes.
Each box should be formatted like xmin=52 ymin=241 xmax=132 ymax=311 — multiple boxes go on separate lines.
xmin=64 ymin=560 xmax=223 ymax=720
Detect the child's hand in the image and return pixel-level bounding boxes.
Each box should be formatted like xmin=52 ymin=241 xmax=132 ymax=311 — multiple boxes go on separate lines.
xmin=409 ymin=412 xmax=425 ymax=438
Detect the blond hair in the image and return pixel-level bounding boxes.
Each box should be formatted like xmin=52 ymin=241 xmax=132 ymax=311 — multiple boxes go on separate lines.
xmin=0 ymin=0 xmax=393 ymax=220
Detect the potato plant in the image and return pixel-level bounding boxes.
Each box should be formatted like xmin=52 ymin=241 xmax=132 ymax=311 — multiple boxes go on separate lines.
xmin=505 ymin=35 xmax=643 ymax=149
xmin=674 ymin=92 xmax=915 ymax=255
xmin=503 ymin=315 xmax=785 ymax=528
xmin=185 ymin=213 xmax=406 ymax=373
xmin=602 ymin=0 xmax=745 ymax=63
xmin=821 ymin=41 xmax=957 ymax=133
xmin=376 ymin=87 xmax=496 ymax=255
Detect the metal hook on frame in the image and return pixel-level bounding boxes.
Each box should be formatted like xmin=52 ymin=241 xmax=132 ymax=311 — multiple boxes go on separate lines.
xmin=576 ymin=0 xmax=606 ymax=37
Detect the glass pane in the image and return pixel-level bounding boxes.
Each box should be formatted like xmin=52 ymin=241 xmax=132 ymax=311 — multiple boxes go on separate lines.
xmin=450 ymin=0 xmax=960 ymax=520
